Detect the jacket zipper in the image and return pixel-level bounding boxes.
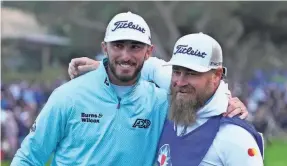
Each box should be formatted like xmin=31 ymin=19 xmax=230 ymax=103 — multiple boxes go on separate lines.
xmin=117 ymin=97 xmax=121 ymax=109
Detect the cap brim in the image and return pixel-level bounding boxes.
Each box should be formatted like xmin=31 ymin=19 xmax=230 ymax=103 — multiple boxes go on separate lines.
xmin=163 ymin=60 xmax=211 ymax=73
xmin=104 ymin=35 xmax=151 ymax=45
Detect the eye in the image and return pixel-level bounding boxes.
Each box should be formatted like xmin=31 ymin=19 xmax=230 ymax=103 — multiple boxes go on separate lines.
xmin=173 ymin=70 xmax=181 ymax=75
xmin=186 ymin=72 xmax=196 ymax=76
xmin=113 ymin=43 xmax=124 ymax=49
xmin=131 ymin=44 xmax=141 ymax=49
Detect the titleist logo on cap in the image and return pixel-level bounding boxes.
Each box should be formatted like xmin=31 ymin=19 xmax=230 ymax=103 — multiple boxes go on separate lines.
xmin=111 ymin=20 xmax=146 ymax=33
xmin=173 ymin=45 xmax=207 ymax=58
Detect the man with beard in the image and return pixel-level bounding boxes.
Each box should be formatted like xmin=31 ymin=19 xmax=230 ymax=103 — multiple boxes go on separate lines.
xmin=12 ymin=11 xmax=168 ymax=166
xmin=155 ymin=33 xmax=264 ymax=166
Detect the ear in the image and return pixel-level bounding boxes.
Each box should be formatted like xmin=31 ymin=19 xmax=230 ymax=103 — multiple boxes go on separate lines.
xmin=144 ymin=44 xmax=154 ymax=61
xmin=213 ymin=68 xmax=223 ymax=82
xmin=101 ymin=42 xmax=108 ymax=55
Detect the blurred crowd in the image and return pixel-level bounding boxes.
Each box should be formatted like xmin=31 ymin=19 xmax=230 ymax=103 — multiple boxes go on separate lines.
xmin=1 ymin=70 xmax=287 ymax=160
xmin=1 ymin=79 xmax=67 ymax=160
xmin=231 ymin=70 xmax=287 ymax=142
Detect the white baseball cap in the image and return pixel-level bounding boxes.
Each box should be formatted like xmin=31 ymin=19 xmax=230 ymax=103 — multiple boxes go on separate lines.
xmin=164 ymin=32 xmax=223 ymax=72
xmin=104 ymin=11 xmax=151 ymax=45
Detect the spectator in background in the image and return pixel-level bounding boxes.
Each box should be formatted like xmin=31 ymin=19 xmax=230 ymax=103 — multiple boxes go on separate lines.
xmin=13 ymin=98 xmax=32 ymax=145
xmin=1 ymin=109 xmax=19 ymax=159
xmin=252 ymin=101 xmax=269 ymax=135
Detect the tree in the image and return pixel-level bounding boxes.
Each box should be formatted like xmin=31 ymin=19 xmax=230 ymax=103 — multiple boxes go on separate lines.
xmin=3 ymin=1 xmax=287 ymax=82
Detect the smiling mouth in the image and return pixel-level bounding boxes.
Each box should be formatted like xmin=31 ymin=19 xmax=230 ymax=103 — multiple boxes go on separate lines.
xmin=119 ymin=63 xmax=133 ymax=68
xmin=176 ymin=91 xmax=195 ymax=96
xmin=117 ymin=61 xmax=136 ymax=69
xmin=177 ymin=92 xmax=189 ymax=96
xmin=178 ymin=90 xmax=190 ymax=93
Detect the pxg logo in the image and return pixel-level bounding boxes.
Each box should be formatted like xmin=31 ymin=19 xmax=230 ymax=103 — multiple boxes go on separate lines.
xmin=132 ymin=119 xmax=151 ymax=129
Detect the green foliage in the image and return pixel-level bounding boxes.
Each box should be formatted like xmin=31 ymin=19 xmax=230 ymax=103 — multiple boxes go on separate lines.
xmin=264 ymin=139 xmax=287 ymax=166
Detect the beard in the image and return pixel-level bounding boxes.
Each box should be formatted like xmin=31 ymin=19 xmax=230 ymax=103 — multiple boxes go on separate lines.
xmin=107 ymin=57 xmax=145 ymax=82
xmin=168 ymin=80 xmax=213 ymax=126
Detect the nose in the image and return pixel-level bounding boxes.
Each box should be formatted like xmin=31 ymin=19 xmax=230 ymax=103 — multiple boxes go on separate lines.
xmin=120 ymin=47 xmax=131 ymax=61
xmin=173 ymin=73 xmax=188 ymax=87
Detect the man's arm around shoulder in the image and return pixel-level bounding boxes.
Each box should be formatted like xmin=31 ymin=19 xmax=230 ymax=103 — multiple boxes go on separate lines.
xmin=141 ymin=57 xmax=172 ymax=90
